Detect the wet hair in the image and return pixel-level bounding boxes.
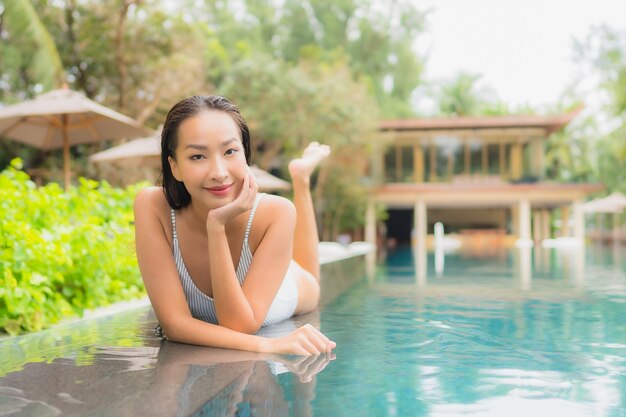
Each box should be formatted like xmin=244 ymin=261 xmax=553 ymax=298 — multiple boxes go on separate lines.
xmin=159 ymin=95 xmax=252 ymax=209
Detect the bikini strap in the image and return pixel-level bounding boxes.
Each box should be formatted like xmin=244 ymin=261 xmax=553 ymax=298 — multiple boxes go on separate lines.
xmin=244 ymin=193 xmax=265 ymax=242
xmin=170 ymin=208 xmax=178 ymax=240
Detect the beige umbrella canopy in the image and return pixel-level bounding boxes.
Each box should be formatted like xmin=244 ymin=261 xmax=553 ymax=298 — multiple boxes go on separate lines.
xmin=583 ymin=192 xmax=626 ymax=242
xmin=0 ymin=88 xmax=152 ymax=190
xmin=582 ymin=192 xmax=626 ymax=214
xmin=89 ymin=136 xmax=291 ymax=192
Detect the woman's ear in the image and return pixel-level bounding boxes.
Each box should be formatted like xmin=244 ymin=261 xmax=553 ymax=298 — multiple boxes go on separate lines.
xmin=168 ymin=156 xmax=182 ymax=182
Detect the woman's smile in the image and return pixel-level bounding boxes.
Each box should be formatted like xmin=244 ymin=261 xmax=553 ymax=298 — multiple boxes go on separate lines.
xmin=204 ymin=184 xmax=233 ymax=197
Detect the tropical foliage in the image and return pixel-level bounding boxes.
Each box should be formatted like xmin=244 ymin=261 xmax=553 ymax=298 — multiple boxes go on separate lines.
xmin=0 ymin=160 xmax=146 ymax=334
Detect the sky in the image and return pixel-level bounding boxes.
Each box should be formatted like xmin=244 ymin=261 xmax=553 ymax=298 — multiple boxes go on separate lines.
xmin=412 ymin=0 xmax=626 ymax=114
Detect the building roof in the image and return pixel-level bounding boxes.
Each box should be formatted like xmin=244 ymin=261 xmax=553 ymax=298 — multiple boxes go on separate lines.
xmin=373 ymin=181 xmax=604 ymax=209
xmin=379 ymin=106 xmax=583 ymax=135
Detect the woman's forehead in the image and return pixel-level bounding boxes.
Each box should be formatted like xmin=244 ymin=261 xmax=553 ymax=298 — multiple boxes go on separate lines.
xmin=178 ymin=110 xmax=240 ymax=143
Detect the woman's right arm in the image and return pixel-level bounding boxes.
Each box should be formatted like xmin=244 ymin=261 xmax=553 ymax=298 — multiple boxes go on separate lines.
xmin=133 ymin=188 xmax=333 ymax=355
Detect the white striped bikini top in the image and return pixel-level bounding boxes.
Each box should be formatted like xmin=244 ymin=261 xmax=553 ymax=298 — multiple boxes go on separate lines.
xmin=170 ymin=193 xmax=264 ymax=324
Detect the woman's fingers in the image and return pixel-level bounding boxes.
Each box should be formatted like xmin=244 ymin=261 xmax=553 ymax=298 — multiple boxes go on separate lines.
xmin=231 ymin=170 xmax=256 ymax=210
xmin=305 ymin=324 xmax=334 ymax=352
xmin=297 ymin=324 xmax=334 ymax=354
xmin=300 ymin=336 xmax=320 ymax=355
xmin=249 ymin=169 xmax=258 ymax=192
xmin=270 ymin=324 xmax=336 ymax=356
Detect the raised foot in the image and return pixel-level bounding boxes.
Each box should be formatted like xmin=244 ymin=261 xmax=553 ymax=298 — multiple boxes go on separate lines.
xmin=288 ymin=142 xmax=331 ymax=181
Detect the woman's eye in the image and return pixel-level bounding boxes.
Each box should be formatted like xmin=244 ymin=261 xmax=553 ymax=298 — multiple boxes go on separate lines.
xmin=225 ymin=148 xmax=238 ymax=156
xmin=190 ymin=154 xmax=204 ymax=160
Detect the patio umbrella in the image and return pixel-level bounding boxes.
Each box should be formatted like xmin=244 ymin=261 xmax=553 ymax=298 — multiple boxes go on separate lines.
xmin=89 ymin=136 xmax=291 ymax=192
xmin=0 ymin=88 xmax=152 ymax=190
xmin=582 ymin=192 xmax=626 ymax=242
xmin=582 ymin=192 xmax=626 ymax=214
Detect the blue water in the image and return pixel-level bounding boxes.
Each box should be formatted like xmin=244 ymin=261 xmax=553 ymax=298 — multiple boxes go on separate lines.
xmin=257 ymin=245 xmax=626 ymax=417
xmin=1 ymin=245 xmax=624 ymax=417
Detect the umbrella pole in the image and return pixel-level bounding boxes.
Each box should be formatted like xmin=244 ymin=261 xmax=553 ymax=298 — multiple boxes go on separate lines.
xmin=62 ymin=114 xmax=70 ymax=191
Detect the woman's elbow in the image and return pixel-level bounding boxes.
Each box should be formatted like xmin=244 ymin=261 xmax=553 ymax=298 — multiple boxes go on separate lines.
xmin=220 ymin=318 xmax=261 ymax=335
xmin=159 ymin=319 xmax=188 ymax=342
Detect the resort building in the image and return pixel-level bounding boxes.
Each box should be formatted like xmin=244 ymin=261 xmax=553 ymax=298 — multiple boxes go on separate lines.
xmin=365 ymin=108 xmax=603 ymax=250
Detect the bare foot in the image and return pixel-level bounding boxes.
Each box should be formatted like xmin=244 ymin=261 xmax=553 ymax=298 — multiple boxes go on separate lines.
xmin=288 ymin=142 xmax=331 ymax=182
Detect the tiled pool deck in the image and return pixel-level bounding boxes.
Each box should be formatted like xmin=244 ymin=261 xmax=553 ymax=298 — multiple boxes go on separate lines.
xmin=0 ymin=252 xmax=368 ymax=417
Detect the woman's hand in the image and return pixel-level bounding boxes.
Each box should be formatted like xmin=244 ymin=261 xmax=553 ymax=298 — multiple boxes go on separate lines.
xmin=206 ymin=168 xmax=258 ymax=229
xmin=260 ymin=324 xmax=336 ymax=356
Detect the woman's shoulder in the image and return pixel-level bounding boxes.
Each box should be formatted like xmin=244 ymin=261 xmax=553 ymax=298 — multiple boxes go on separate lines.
xmin=251 ymin=193 xmax=296 ymax=231
xmin=258 ymin=193 xmax=296 ymax=218
xmin=134 ymin=186 xmax=169 ymax=214
xmin=248 ymin=194 xmax=295 ymax=249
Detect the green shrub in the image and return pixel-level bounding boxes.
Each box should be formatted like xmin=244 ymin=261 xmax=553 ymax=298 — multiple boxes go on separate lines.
xmin=0 ymin=159 xmax=148 ymax=335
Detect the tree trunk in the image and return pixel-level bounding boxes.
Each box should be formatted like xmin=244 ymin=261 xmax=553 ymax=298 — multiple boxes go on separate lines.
xmin=115 ymin=0 xmax=134 ymax=111
xmin=65 ymin=0 xmax=92 ymax=97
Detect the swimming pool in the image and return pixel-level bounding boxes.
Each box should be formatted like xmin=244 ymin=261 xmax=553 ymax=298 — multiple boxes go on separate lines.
xmin=0 ymin=244 xmax=624 ymax=416
xmin=197 ymin=244 xmax=626 ymax=417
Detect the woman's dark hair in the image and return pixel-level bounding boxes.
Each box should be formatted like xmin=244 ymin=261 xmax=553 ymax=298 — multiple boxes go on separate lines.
xmin=159 ymin=95 xmax=251 ymax=209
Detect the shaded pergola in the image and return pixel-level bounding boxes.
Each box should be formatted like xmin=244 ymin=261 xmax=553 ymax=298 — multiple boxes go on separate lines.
xmin=365 ymin=109 xmax=604 ymax=274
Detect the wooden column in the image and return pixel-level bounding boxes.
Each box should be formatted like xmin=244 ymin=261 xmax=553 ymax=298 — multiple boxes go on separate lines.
xmin=518 ymin=199 xmax=532 ymax=246
xmin=510 ymin=143 xmax=523 ymax=180
xmin=413 ymin=145 xmax=424 ymax=183
xmin=573 ymin=199 xmax=585 ymax=243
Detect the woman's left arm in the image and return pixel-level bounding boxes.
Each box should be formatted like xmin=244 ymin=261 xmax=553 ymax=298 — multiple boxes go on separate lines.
xmin=208 ymin=197 xmax=295 ymax=333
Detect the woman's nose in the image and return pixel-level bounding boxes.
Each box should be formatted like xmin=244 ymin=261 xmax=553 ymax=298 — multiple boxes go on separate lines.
xmin=209 ymin=157 xmax=228 ymax=181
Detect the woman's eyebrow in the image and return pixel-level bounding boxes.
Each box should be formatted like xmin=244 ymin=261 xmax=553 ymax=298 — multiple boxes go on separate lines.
xmin=183 ymin=138 xmax=238 ymax=150
xmin=221 ymin=137 xmax=238 ymax=146
xmin=184 ymin=144 xmax=208 ymax=150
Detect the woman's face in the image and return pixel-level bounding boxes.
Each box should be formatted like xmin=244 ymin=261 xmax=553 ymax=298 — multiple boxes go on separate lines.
xmin=169 ymin=110 xmax=247 ymax=209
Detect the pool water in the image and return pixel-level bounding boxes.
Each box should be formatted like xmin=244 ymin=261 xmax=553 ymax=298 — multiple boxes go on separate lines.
xmin=207 ymin=245 xmax=626 ymax=417
xmin=1 ymin=245 xmax=624 ymax=416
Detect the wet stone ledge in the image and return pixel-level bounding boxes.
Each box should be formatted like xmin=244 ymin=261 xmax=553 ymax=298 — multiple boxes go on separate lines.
xmin=0 ymin=253 xmax=369 ymax=417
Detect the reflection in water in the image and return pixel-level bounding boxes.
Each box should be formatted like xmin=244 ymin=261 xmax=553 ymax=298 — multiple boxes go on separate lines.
xmin=0 ymin=309 xmax=334 ymax=417
xmin=516 ymin=246 xmax=532 ymax=291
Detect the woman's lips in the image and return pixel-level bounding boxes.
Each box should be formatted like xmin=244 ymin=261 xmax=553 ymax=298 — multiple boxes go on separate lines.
xmin=205 ymin=184 xmax=232 ymax=196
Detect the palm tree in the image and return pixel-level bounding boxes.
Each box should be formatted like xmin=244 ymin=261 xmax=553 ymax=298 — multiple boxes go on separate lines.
xmin=437 ymin=72 xmax=492 ymax=116
xmin=2 ymin=0 xmax=64 ymax=90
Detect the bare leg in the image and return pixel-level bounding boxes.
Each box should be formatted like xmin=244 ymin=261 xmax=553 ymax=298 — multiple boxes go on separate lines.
xmin=287 ymin=142 xmax=331 ymax=281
